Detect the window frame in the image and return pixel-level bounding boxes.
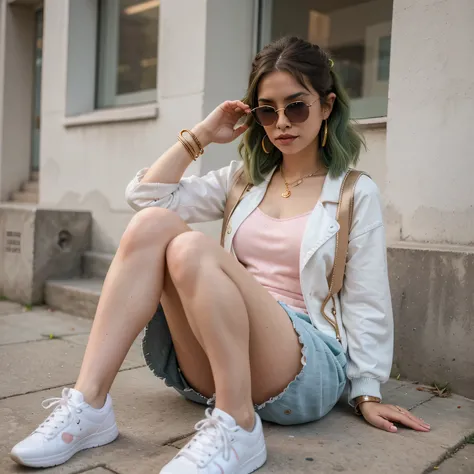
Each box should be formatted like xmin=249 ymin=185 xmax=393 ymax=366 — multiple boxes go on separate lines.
xmin=96 ymin=0 xmax=158 ymax=109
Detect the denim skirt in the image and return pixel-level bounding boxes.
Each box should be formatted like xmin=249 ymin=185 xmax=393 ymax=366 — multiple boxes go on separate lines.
xmin=142 ymin=302 xmax=347 ymax=425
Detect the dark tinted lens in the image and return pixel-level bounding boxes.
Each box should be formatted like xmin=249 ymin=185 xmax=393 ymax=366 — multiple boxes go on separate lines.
xmin=253 ymin=106 xmax=277 ymax=126
xmin=285 ymin=102 xmax=309 ymax=123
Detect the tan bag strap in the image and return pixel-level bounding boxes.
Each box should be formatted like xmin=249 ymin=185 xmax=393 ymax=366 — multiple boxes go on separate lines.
xmin=321 ymin=169 xmax=369 ymax=342
xmin=220 ymin=168 xmax=251 ymax=247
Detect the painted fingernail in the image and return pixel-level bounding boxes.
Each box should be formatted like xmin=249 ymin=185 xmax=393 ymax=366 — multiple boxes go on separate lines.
xmin=390 ymin=425 xmax=398 ymax=432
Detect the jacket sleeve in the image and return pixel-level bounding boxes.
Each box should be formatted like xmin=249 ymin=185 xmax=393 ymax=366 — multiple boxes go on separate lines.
xmin=125 ymin=160 xmax=243 ymax=223
xmin=340 ymin=176 xmax=394 ymax=403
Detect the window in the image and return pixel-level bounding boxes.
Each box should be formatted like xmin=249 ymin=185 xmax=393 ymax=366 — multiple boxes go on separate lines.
xmin=259 ymin=0 xmax=393 ymax=119
xmin=97 ymin=0 xmax=159 ymax=108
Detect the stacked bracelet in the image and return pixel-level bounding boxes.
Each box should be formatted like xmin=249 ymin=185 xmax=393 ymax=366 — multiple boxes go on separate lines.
xmin=181 ymin=129 xmax=204 ymax=155
xmin=177 ymin=135 xmax=198 ymax=161
xmin=177 ymin=129 xmax=205 ymax=161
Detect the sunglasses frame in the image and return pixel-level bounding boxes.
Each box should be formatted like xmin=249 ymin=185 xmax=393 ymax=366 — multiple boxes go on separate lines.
xmin=251 ymin=98 xmax=320 ymax=126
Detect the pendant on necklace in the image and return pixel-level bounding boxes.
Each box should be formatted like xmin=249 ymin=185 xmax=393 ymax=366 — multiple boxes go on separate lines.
xmin=281 ymin=190 xmax=291 ymax=198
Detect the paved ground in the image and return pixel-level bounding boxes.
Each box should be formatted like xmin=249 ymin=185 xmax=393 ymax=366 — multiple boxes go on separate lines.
xmin=1 ymin=301 xmax=473 ymax=473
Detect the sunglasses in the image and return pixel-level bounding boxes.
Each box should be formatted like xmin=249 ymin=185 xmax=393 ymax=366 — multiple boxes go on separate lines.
xmin=251 ymin=98 xmax=319 ymax=126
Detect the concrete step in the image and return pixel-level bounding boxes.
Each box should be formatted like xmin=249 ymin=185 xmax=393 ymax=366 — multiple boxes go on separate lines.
xmin=30 ymin=170 xmax=40 ymax=182
xmin=22 ymin=180 xmax=39 ymax=193
xmin=11 ymin=190 xmax=38 ymax=204
xmin=82 ymin=251 xmax=114 ymax=278
xmin=45 ymin=278 xmax=103 ymax=319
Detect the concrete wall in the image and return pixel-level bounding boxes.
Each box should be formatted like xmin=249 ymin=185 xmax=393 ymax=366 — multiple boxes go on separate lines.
xmin=358 ymin=127 xmax=390 ymax=232
xmin=386 ymin=0 xmax=474 ymax=246
xmin=0 ymin=2 xmax=35 ymax=201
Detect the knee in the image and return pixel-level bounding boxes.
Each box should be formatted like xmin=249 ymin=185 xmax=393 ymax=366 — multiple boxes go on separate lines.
xmin=166 ymin=231 xmax=213 ymax=284
xmin=120 ymin=207 xmax=186 ymax=256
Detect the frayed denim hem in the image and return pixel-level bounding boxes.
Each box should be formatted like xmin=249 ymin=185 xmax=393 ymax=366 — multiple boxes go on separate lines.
xmin=143 ymin=302 xmax=347 ymax=425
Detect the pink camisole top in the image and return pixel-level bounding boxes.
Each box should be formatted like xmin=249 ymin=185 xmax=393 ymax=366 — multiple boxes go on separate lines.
xmin=232 ymin=207 xmax=311 ymax=313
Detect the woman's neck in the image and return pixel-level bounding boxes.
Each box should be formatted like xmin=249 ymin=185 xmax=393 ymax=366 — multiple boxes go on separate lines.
xmin=280 ymin=141 xmax=324 ymax=180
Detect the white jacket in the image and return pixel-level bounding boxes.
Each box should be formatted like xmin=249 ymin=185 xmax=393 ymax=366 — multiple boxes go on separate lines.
xmin=125 ymin=160 xmax=394 ymax=403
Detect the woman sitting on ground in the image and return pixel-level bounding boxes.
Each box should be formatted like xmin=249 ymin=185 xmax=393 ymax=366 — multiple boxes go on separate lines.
xmin=11 ymin=36 xmax=430 ymax=474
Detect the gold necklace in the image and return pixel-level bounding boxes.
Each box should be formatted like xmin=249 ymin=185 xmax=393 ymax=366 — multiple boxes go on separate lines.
xmin=280 ymin=166 xmax=326 ymax=198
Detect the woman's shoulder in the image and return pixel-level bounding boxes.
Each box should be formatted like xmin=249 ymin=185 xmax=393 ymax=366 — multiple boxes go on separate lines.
xmin=351 ymin=171 xmax=381 ymax=205
xmin=353 ymin=171 xmax=379 ymax=193
xmin=349 ymin=171 xmax=384 ymax=234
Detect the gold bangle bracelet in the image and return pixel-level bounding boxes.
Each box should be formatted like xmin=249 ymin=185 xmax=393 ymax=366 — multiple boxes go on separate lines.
xmin=180 ymin=129 xmax=204 ymax=156
xmin=177 ymin=135 xmax=197 ymax=161
xmin=353 ymin=395 xmax=381 ymax=415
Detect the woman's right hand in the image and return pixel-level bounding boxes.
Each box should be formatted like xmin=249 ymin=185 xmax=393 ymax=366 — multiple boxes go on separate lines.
xmin=194 ymin=100 xmax=251 ymax=147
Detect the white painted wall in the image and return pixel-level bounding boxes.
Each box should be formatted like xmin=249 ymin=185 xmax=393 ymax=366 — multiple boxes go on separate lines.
xmin=356 ymin=127 xmax=395 ymax=240
xmin=0 ymin=2 xmax=35 ymax=201
xmin=40 ymin=0 xmax=207 ymax=252
xmin=386 ymin=0 xmax=474 ymax=245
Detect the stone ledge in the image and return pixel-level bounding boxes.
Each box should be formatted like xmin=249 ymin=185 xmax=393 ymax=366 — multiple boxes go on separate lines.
xmin=388 ymin=244 xmax=474 ymax=399
xmin=0 ymin=206 xmax=91 ymax=304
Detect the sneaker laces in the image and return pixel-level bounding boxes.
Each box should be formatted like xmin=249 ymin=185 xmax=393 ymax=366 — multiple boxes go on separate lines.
xmin=34 ymin=388 xmax=82 ymax=439
xmin=179 ymin=408 xmax=237 ymax=468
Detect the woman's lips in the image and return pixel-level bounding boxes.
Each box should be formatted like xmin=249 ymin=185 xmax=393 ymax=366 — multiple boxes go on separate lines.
xmin=276 ymin=136 xmax=298 ymax=145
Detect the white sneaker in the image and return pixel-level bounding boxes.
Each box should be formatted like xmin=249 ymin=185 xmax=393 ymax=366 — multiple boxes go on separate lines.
xmin=161 ymin=408 xmax=267 ymax=474
xmin=10 ymin=388 xmax=118 ymax=468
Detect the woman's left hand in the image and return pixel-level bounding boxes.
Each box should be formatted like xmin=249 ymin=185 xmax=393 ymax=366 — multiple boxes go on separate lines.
xmin=359 ymin=402 xmax=431 ymax=433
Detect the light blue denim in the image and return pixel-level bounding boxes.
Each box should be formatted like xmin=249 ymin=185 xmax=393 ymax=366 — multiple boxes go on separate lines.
xmin=142 ymin=302 xmax=347 ymax=426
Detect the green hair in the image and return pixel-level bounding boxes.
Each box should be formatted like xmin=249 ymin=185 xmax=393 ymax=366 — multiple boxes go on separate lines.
xmin=238 ymin=36 xmax=365 ymax=185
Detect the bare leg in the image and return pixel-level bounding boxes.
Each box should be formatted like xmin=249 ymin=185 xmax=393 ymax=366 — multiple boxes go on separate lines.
xmin=166 ymin=231 xmax=303 ymax=431
xmin=161 ymin=268 xmax=215 ymax=398
xmin=74 ymin=207 xmax=201 ymax=408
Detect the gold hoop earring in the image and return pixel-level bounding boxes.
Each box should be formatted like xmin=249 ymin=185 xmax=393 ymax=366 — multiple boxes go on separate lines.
xmin=262 ymin=135 xmax=272 ymax=154
xmin=321 ymin=120 xmax=328 ymax=148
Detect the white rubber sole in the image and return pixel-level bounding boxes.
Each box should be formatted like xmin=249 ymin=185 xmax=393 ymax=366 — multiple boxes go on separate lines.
xmin=10 ymin=423 xmax=119 ymax=468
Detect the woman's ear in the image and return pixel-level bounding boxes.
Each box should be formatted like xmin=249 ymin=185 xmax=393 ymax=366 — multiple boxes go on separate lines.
xmin=323 ymin=93 xmax=337 ymax=119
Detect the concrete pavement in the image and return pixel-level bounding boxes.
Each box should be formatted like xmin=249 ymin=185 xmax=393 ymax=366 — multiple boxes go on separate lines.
xmin=1 ymin=301 xmax=473 ymax=473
